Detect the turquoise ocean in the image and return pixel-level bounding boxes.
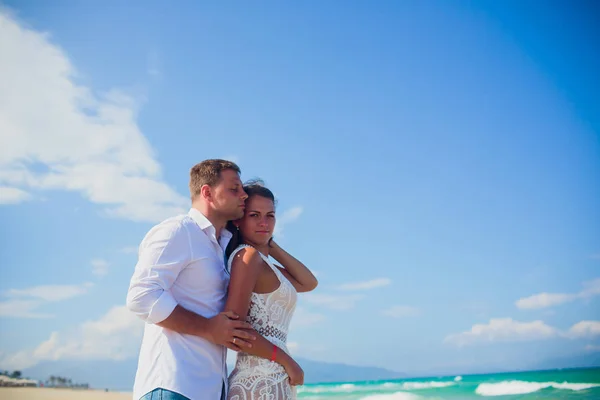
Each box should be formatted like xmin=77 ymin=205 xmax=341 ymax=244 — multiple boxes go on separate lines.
xmin=297 ymin=367 xmax=600 ymax=400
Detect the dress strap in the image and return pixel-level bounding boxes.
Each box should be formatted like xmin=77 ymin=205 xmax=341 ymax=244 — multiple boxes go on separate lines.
xmin=227 ymin=245 xmax=283 ymax=283
xmin=262 ymin=254 xmax=284 ymax=283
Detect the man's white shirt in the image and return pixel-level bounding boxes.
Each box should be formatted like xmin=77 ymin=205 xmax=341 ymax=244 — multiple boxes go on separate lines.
xmin=127 ymin=208 xmax=232 ymax=400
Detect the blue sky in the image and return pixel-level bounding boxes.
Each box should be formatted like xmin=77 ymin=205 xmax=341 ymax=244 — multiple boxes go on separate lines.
xmin=0 ymin=1 xmax=599 ymax=376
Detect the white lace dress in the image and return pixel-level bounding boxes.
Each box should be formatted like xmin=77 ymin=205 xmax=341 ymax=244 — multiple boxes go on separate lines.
xmin=227 ymin=244 xmax=298 ymax=400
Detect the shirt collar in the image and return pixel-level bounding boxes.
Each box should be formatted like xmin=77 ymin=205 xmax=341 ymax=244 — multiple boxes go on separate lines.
xmin=188 ymin=208 xmax=232 ymax=241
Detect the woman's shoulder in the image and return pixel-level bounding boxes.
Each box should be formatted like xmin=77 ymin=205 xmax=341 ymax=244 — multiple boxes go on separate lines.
xmin=229 ymin=245 xmax=264 ymax=267
xmin=233 ymin=243 xmax=254 ymax=252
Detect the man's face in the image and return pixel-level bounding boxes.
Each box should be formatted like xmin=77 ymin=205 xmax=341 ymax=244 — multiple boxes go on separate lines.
xmin=210 ymin=169 xmax=247 ymax=220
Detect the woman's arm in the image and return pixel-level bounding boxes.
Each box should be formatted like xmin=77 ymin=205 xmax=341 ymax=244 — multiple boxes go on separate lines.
xmin=269 ymin=241 xmax=318 ymax=293
xmin=224 ymin=247 xmax=303 ymax=383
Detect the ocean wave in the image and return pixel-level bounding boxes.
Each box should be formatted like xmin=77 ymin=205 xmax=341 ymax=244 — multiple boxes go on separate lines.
xmin=454 ymin=376 xmax=462 ymax=382
xmin=299 ymin=380 xmax=455 ymax=395
xmin=400 ymin=381 xmax=455 ymax=390
xmin=361 ymin=392 xmax=422 ymax=400
xmin=381 ymin=381 xmax=455 ymax=390
xmin=476 ymin=380 xmax=600 ymax=396
xmin=339 ymin=384 xmax=357 ymax=390
xmin=298 ymin=383 xmax=357 ymax=394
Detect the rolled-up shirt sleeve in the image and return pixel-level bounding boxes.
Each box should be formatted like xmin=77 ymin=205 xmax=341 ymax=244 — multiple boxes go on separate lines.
xmin=126 ymin=218 xmax=191 ymax=324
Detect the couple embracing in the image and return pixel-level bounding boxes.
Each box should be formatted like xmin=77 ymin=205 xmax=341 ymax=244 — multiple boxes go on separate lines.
xmin=126 ymin=159 xmax=318 ymax=400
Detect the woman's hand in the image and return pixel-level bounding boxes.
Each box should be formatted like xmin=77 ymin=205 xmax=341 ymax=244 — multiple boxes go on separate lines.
xmin=267 ymin=240 xmax=318 ymax=293
xmin=282 ymin=357 xmax=304 ymax=386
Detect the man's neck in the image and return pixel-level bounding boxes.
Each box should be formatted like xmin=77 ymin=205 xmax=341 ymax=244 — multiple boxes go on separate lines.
xmin=191 ymin=204 xmax=226 ymax=238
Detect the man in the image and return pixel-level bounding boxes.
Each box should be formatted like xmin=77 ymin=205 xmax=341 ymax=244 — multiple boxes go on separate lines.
xmin=127 ymin=159 xmax=256 ymax=400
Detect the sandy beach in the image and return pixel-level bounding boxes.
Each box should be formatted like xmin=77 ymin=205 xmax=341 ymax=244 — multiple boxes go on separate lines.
xmin=0 ymin=388 xmax=131 ymax=400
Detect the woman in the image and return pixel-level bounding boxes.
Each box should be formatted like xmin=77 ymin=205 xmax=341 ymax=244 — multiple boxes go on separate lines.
xmin=224 ymin=180 xmax=318 ymax=400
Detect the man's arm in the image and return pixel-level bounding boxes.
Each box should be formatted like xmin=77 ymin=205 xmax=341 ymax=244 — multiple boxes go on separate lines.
xmin=157 ymin=306 xmax=255 ymax=350
xmin=126 ymin=219 xmax=255 ymax=350
xmin=126 ymin=219 xmax=189 ymax=323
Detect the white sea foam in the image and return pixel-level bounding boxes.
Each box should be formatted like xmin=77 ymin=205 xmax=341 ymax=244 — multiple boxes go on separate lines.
xmin=298 ymin=383 xmax=358 ymax=394
xmin=361 ymin=392 xmax=422 ymax=400
xmin=299 ymin=380 xmax=455 ymax=395
xmin=401 ymin=381 xmax=455 ymax=390
xmin=454 ymin=375 xmax=463 ymax=382
xmin=339 ymin=383 xmax=357 ymax=390
xmin=476 ymin=380 xmax=600 ymax=396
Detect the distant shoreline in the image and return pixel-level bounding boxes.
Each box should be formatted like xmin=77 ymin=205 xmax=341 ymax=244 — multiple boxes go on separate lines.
xmin=0 ymin=387 xmax=131 ymax=400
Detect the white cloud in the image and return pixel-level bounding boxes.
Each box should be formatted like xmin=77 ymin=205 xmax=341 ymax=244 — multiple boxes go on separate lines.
xmin=286 ymin=342 xmax=299 ymax=354
xmin=301 ymin=293 xmax=363 ymax=311
xmin=280 ymin=206 xmax=303 ymax=221
xmin=91 ymin=259 xmax=109 ymax=276
xmin=0 ymin=11 xmax=188 ymax=223
xmin=274 ymin=206 xmax=303 ymax=237
xmin=290 ymin=307 xmax=326 ymax=329
xmin=444 ymin=318 xmax=558 ymax=346
xmin=337 ymin=278 xmax=391 ymax=291
xmin=516 ymin=293 xmax=576 ymax=310
xmin=381 ymin=305 xmax=420 ymax=318
xmin=580 ymin=279 xmax=600 ymax=297
xmin=515 ymin=278 xmax=600 ymax=310
xmin=6 ymin=282 xmax=93 ymax=302
xmin=0 ymin=299 xmax=52 ymax=319
xmin=0 ymin=305 xmax=144 ymax=369
xmin=0 ymin=186 xmax=31 ymax=204
xmin=585 ymin=344 xmax=600 ymax=352
xmin=120 ymin=246 xmax=139 ymax=254
xmin=0 ymin=282 xmax=93 ymax=318
xmin=446 ymin=318 xmax=600 ymax=346
xmin=568 ymin=321 xmax=600 ymax=338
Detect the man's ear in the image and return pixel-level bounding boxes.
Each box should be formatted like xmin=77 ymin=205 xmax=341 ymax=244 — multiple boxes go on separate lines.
xmin=200 ymin=184 xmax=212 ymax=201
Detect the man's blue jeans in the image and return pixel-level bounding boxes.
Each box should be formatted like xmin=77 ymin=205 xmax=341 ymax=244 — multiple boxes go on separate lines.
xmin=140 ymin=388 xmax=190 ymax=400
xmin=140 ymin=385 xmax=226 ymax=400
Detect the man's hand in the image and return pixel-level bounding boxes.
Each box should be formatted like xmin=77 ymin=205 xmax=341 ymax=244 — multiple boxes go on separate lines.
xmin=205 ymin=311 xmax=256 ymax=351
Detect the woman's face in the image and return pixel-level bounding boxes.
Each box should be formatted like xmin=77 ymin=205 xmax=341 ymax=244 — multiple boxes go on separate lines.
xmin=237 ymin=195 xmax=276 ymax=246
